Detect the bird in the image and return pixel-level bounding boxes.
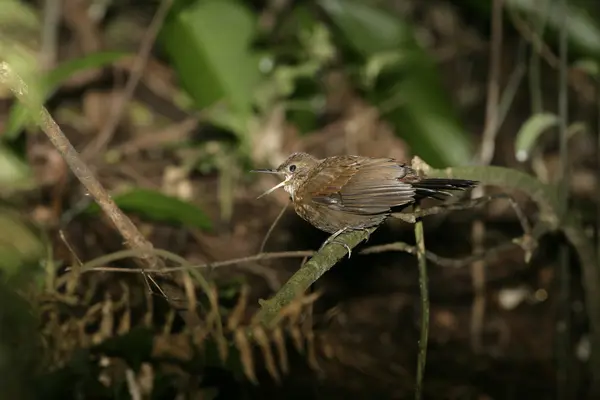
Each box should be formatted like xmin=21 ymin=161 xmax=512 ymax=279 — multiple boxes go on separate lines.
xmin=252 ymin=152 xmax=478 ymax=254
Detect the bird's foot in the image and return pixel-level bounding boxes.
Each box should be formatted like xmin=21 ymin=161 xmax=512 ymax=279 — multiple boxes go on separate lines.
xmin=319 ymin=238 xmax=352 ymax=258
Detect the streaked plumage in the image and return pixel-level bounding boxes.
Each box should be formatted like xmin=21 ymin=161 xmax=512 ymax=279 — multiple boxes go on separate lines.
xmin=254 ymin=152 xmax=478 ymax=234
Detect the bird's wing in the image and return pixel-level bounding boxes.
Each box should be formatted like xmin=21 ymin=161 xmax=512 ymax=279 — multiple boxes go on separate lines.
xmin=299 ymin=157 xmax=416 ymax=215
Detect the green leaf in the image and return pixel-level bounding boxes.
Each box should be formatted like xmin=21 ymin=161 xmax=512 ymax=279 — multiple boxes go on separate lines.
xmin=4 ymin=51 xmax=129 ymax=140
xmin=320 ymin=0 xmax=473 ymax=168
xmin=159 ymin=0 xmax=260 ymax=128
xmin=0 ymin=145 xmax=34 ymax=190
xmin=514 ymin=112 xmax=559 ymax=162
xmin=319 ymin=0 xmax=409 ymax=55
xmin=86 ymin=188 xmax=212 ymax=231
xmin=0 ymin=0 xmax=40 ymax=47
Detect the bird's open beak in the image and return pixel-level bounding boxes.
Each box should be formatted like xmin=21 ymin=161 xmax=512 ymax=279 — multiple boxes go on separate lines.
xmin=256 ymin=180 xmax=287 ymax=199
xmin=250 ymin=168 xmax=279 ymax=174
xmin=252 ymin=169 xmax=288 ymax=199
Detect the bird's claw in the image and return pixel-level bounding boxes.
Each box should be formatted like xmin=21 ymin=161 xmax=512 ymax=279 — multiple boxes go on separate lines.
xmin=319 ymin=239 xmax=352 ymax=258
xmin=333 ymin=240 xmax=352 ymax=258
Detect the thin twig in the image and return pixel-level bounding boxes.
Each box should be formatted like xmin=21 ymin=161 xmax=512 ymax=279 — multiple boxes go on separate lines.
xmin=597 ymin=51 xmax=600 ymax=277
xmin=556 ymin=1 xmax=571 ymax=397
xmin=413 ymin=203 xmax=429 ymax=400
xmin=125 ymin=369 xmax=142 ymax=400
xmin=496 ymin=41 xmax=527 ymax=129
xmin=527 ymin=0 xmax=550 ymax=114
xmin=40 ymin=0 xmax=62 ymax=70
xmin=77 ymin=236 xmax=526 ymax=274
xmin=470 ymin=0 xmax=503 ymax=353
xmin=526 ymin=0 xmax=548 ymax=181
xmin=58 ymin=230 xmax=82 ymax=295
xmin=479 ymin=0 xmax=504 ymax=166
xmin=361 ymin=239 xmax=520 ymax=268
xmin=596 ymin=57 xmax=600 ymax=398
xmin=78 ymin=248 xmax=315 ymax=273
xmin=557 ymin=1 xmax=569 ymax=213
xmin=81 ymin=0 xmax=175 ymax=160
xmin=260 ymin=203 xmax=289 ymax=253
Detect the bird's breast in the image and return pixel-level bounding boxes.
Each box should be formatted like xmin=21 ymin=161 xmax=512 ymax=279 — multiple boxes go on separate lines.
xmin=284 ymin=183 xmax=295 ymax=201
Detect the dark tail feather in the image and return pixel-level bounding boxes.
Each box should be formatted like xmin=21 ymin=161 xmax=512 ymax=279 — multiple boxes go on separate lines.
xmin=412 ymin=178 xmax=478 ymax=201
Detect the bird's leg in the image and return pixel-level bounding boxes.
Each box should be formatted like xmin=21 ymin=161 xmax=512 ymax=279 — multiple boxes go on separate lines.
xmin=319 ymin=228 xmax=353 ymax=258
xmin=392 ymin=213 xmax=417 ymax=224
xmin=318 ymin=227 xmax=373 ymax=258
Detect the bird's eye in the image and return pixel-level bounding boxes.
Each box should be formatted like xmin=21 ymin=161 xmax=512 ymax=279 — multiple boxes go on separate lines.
xmin=288 ymin=164 xmax=296 ymax=172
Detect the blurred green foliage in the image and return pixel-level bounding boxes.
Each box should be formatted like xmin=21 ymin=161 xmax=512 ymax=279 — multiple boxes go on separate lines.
xmin=467 ymin=0 xmax=600 ymax=59
xmin=319 ymin=0 xmax=474 ymax=167
xmin=515 ymin=112 xmax=560 ymax=162
xmin=0 ymin=0 xmax=40 ymax=50
xmin=0 ymin=207 xmax=44 ymax=278
xmin=4 ymin=51 xmax=130 ymax=140
xmin=85 ymin=188 xmax=213 ymax=231
xmin=159 ymin=0 xmax=476 ymax=167
xmin=515 ymin=112 xmax=586 ymax=163
xmin=0 ymin=145 xmax=34 ymax=190
xmin=160 ymin=0 xmax=262 ymax=136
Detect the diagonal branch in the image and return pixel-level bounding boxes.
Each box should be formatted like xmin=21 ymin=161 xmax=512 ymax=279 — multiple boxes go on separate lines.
xmin=0 ymin=62 xmax=160 ymax=269
xmin=256 ymin=228 xmax=374 ymax=327
xmin=0 ymin=61 xmax=201 ymax=315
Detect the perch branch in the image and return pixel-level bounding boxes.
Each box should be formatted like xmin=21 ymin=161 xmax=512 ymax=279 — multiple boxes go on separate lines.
xmin=256 ymin=229 xmax=374 ymax=327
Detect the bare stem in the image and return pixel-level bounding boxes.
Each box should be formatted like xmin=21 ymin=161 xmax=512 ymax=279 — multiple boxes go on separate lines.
xmin=471 ymin=0 xmax=503 ymax=352
xmin=0 ymin=61 xmax=202 ymax=315
xmin=0 ymin=62 xmax=162 ymax=271
xmin=81 ymin=0 xmax=176 ymax=160
xmin=556 ymin=1 xmax=572 ymax=396
xmin=414 ymin=204 xmax=429 ymax=400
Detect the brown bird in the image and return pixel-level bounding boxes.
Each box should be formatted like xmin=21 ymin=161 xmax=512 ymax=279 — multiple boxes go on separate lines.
xmin=252 ymin=152 xmax=478 ymax=253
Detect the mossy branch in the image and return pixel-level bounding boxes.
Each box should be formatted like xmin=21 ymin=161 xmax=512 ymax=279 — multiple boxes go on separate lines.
xmin=256 ymin=228 xmax=374 ymax=327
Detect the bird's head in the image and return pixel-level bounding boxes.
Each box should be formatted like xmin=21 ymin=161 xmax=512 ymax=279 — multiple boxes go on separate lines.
xmin=251 ymin=152 xmax=319 ymax=199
